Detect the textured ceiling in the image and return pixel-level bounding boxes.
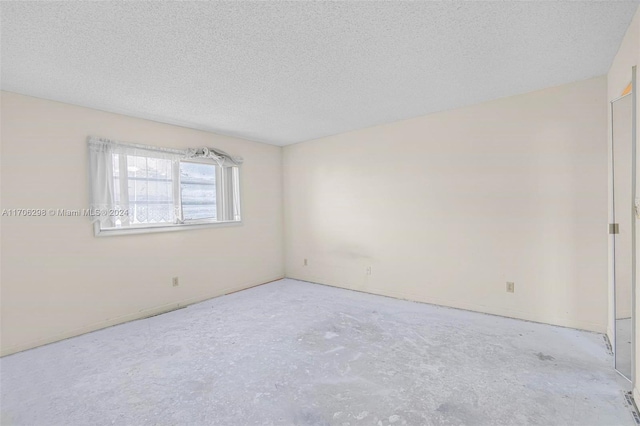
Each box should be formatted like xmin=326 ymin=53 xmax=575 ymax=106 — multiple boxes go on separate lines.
xmin=2 ymin=1 xmax=639 ymax=146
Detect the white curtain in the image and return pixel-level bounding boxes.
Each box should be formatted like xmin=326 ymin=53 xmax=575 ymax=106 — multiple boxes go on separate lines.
xmin=185 ymin=147 xmax=244 ymax=167
xmin=89 ymin=136 xmax=185 ymax=160
xmin=88 ymin=137 xmax=116 ymax=227
xmin=218 ymin=166 xmax=242 ymax=221
xmin=231 ymin=166 xmax=241 ymax=221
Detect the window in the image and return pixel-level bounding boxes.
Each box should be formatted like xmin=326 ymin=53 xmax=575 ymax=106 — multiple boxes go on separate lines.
xmin=89 ymin=137 xmax=242 ymax=236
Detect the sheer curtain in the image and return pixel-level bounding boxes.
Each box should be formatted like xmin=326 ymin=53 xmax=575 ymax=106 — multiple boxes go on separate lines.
xmin=88 ymin=137 xmax=116 ymax=227
xmin=219 ymin=166 xmax=242 ymax=221
xmin=185 ymin=147 xmax=244 ymax=166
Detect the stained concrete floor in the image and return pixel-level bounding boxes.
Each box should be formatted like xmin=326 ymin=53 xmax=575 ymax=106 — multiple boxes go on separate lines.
xmin=0 ymin=279 xmax=635 ymax=426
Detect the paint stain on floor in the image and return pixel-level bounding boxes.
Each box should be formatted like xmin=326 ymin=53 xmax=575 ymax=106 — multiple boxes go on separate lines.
xmin=536 ymin=352 xmax=555 ymax=361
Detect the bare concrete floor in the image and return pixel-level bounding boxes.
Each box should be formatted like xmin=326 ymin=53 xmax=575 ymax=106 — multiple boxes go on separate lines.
xmin=0 ymin=279 xmax=635 ymax=425
xmin=616 ymin=318 xmax=633 ymax=379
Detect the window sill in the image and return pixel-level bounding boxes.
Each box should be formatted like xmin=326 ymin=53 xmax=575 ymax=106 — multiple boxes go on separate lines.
xmin=94 ymin=220 xmax=242 ymax=237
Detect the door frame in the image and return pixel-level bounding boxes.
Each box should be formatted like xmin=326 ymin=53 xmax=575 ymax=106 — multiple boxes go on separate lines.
xmin=610 ymin=65 xmax=637 ymax=385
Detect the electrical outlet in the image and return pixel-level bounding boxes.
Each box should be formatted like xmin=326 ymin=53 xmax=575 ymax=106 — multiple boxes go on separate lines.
xmin=366 ymin=266 xmax=372 ymax=275
xmin=172 ymin=277 xmax=179 ymax=287
xmin=304 ymin=258 xmax=308 ymax=266
xmin=506 ymin=282 xmax=514 ymax=293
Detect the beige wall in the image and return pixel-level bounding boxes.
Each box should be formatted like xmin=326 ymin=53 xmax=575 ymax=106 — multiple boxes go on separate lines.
xmin=284 ymin=76 xmax=608 ymax=333
xmin=0 ymin=91 xmax=284 ymax=356
xmin=605 ymin=4 xmax=640 ymax=399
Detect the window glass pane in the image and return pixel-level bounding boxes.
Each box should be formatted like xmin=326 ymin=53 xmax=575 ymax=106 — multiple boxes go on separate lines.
xmin=180 ymin=162 xmax=216 ymax=221
xmin=126 ymin=155 xmax=175 ymax=225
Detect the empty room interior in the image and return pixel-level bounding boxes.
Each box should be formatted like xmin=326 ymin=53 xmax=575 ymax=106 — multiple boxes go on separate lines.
xmin=2 ymin=1 xmax=640 ymax=425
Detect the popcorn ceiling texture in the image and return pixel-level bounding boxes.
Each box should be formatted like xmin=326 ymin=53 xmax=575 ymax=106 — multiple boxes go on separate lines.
xmin=1 ymin=1 xmax=638 ymax=145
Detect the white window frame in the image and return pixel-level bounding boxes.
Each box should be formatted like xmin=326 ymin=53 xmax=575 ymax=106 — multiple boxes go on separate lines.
xmin=90 ymin=139 xmax=242 ymax=237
